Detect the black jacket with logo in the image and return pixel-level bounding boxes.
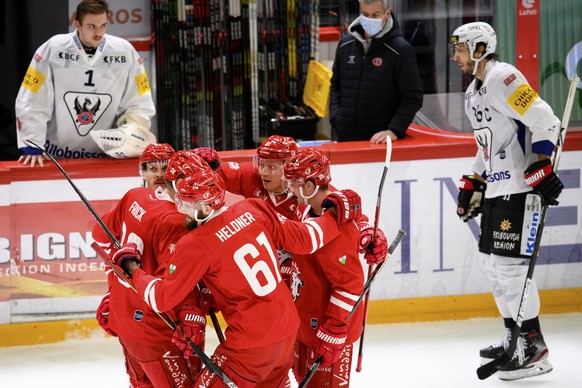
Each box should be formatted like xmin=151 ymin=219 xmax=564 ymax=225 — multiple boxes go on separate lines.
xmin=329 ymin=17 xmax=423 ymax=141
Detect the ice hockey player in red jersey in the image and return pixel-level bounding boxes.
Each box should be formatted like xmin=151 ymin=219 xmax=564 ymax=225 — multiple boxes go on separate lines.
xmin=139 ymin=143 xmax=175 ymax=189
xmin=92 ymin=150 xmax=211 ymax=386
xmin=283 ymin=148 xmax=387 ymax=387
xmin=111 ymin=168 xmax=363 ymax=387
xmin=192 ymin=137 xmax=388 ymax=278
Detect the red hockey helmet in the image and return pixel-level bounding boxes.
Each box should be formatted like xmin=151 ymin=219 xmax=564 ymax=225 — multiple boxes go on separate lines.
xmin=139 ymin=143 xmax=175 ymax=164
xmin=164 ymin=150 xmax=210 ymax=182
xmin=255 ymin=135 xmax=298 ymax=161
xmin=284 ymin=148 xmax=331 ymax=188
xmin=176 ymin=169 xmax=226 ymax=211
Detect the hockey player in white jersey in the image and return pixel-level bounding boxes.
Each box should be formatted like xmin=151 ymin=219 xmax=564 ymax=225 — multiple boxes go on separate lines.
xmin=15 ymin=0 xmax=156 ymax=167
xmin=450 ymin=22 xmax=563 ymax=380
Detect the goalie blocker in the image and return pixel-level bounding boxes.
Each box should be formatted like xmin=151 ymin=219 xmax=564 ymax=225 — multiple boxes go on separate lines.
xmin=90 ymin=112 xmax=156 ymax=158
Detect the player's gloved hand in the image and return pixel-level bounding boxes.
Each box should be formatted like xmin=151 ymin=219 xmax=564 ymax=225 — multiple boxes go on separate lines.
xmin=524 ymin=159 xmax=563 ymax=206
xmin=96 ymin=293 xmax=117 ymax=337
xmin=457 ymin=175 xmax=486 ymax=222
xmin=198 ymin=283 xmax=220 ymax=315
xmin=279 ymin=256 xmax=295 ymax=289
xmin=312 ymin=323 xmax=348 ymax=367
xmin=111 ymin=243 xmax=141 ymax=276
xmin=321 ymin=189 xmax=362 ymax=224
xmin=173 ymin=305 xmax=206 ymax=358
xmin=359 ymin=225 xmax=388 ymax=265
xmin=192 ymin=147 xmax=221 ymax=170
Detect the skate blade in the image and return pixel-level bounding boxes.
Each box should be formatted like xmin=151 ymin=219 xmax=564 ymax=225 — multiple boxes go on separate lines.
xmin=498 ymin=359 xmax=553 ymax=381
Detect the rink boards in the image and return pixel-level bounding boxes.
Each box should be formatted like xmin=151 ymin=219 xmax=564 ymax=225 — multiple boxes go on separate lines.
xmin=1 ymin=125 xmax=581 ymax=345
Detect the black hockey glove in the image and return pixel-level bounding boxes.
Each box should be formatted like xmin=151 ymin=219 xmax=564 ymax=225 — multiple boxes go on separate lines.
xmin=457 ymin=175 xmax=486 ymax=222
xmin=524 ymin=159 xmax=563 ymax=206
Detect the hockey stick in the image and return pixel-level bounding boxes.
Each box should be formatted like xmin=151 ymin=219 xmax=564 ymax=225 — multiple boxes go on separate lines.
xmin=26 ymin=141 xmax=238 ymax=388
xmin=298 ymin=228 xmax=406 ymax=388
xmin=476 ymin=75 xmax=579 ymax=380
xmin=356 ymin=137 xmax=393 ymax=372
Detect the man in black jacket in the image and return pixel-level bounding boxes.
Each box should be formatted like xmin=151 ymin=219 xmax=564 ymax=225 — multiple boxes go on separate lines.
xmin=330 ymin=0 xmax=423 ymax=143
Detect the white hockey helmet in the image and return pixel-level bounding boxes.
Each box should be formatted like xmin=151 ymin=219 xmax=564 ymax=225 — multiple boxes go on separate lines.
xmin=450 ymin=22 xmax=497 ymax=74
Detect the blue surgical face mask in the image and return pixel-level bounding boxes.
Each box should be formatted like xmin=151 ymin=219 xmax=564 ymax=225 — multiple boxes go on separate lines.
xmin=360 ymin=15 xmax=383 ymax=37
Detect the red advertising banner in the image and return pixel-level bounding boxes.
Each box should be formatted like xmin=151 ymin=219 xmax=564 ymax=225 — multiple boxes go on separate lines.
xmin=516 ymin=0 xmax=541 ymax=91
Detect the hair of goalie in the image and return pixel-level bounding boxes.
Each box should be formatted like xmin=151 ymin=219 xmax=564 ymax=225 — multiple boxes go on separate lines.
xmin=89 ymin=113 xmax=156 ymax=158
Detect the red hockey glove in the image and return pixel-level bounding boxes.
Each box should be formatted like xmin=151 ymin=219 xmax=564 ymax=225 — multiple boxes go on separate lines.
xmin=198 ymin=284 xmax=220 ymax=315
xmin=457 ymin=175 xmax=486 ymax=222
xmin=192 ymin=147 xmax=221 ymax=170
xmin=173 ymin=305 xmax=206 ymax=358
xmin=321 ymin=189 xmax=362 ymax=224
xmin=524 ymin=159 xmax=563 ymax=206
xmin=312 ymin=323 xmax=348 ymax=367
xmin=111 ymin=243 xmax=141 ymax=277
xmin=359 ymin=226 xmax=388 ymax=265
xmin=96 ymin=293 xmax=117 ymax=337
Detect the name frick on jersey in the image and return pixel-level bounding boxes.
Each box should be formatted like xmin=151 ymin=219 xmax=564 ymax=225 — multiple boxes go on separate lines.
xmin=129 ymin=201 xmax=147 ymax=221
xmin=215 ymin=212 xmax=256 ymax=242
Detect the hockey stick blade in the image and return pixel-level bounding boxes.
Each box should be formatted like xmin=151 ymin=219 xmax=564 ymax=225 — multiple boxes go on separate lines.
xmin=26 ymin=142 xmax=237 ymax=387
xmin=477 ymin=353 xmax=510 ymax=380
xmin=299 ymin=229 xmax=406 ymax=388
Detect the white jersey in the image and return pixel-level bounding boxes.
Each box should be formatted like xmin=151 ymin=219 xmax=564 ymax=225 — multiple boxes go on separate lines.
xmin=15 ymin=32 xmax=155 ymax=158
xmin=464 ymin=60 xmax=560 ymax=198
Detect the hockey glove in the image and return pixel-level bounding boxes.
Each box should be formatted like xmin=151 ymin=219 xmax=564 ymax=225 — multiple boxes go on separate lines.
xmin=192 ymin=147 xmax=222 ymax=170
xmin=524 ymin=159 xmax=563 ymax=206
xmin=312 ymin=323 xmax=348 ymax=367
xmin=111 ymin=243 xmax=141 ymax=277
xmin=321 ymin=189 xmax=362 ymax=224
xmin=173 ymin=305 xmax=206 ymax=358
xmin=457 ymin=175 xmax=486 ymax=222
xmin=96 ymin=293 xmax=117 ymax=337
xmin=359 ymin=225 xmax=388 ymax=265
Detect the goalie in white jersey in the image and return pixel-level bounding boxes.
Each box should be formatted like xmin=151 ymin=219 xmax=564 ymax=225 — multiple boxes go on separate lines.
xmin=15 ymin=0 xmax=156 ymax=167
xmin=450 ymin=22 xmax=563 ymax=381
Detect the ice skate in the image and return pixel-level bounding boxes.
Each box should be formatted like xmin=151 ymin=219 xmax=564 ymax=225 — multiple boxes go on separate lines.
xmin=498 ymin=331 xmax=553 ymax=381
xmin=480 ymin=328 xmax=511 ymax=362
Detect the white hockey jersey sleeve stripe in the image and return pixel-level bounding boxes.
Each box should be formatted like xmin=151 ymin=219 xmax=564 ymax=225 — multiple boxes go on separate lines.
xmin=330 ymin=295 xmax=354 ymax=313
xmin=143 ymin=278 xmax=163 ymax=313
xmin=304 ymin=219 xmax=324 ymax=252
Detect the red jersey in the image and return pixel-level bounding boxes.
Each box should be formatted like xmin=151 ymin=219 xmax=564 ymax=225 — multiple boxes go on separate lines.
xmin=131 ymin=199 xmax=341 ymax=349
xmin=292 ymin=217 xmax=365 ymax=346
xmin=92 ymin=187 xmax=192 ymax=344
xmin=218 ymin=161 xmax=307 ymax=220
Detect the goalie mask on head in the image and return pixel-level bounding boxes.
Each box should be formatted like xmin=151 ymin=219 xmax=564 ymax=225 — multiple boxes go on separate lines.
xmin=450 ymin=22 xmax=496 ymax=75
xmin=90 ymin=113 xmax=156 ymax=158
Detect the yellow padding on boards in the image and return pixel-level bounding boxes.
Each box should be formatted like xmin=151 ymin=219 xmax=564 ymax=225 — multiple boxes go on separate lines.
xmin=1 ymin=289 xmax=580 ymax=347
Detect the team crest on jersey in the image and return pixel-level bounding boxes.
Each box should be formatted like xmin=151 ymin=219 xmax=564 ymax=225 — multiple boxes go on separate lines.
xmin=474 ymin=127 xmax=493 ymax=172
xmin=372 ymin=57 xmax=383 ymax=67
xmin=169 ymin=264 xmax=177 ymax=274
xmin=64 ymin=92 xmax=112 ymax=136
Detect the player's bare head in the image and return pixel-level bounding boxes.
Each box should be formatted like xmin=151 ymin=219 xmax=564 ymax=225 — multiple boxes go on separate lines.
xmin=450 ymin=22 xmax=497 ymax=75
xmin=283 ymin=149 xmax=331 ymax=203
xmin=75 ymin=0 xmax=109 ymax=48
xmin=139 ymin=143 xmax=175 ymax=189
xmin=254 ymin=135 xmax=298 ymax=193
xmin=359 ymin=0 xmax=390 ymax=12
xmin=176 ymin=170 xmax=226 ymax=229
xmin=164 ymin=150 xmax=211 ymax=192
